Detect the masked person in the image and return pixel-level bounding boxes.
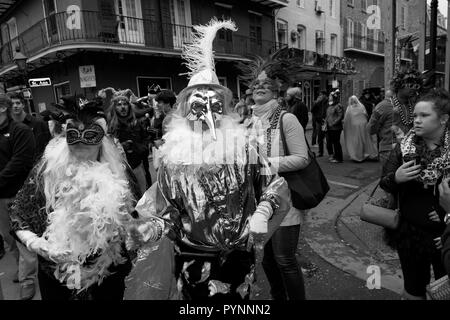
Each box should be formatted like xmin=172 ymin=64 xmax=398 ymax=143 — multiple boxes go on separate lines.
xmin=123 ymin=18 xmax=290 ymax=301
xmin=9 ymin=97 xmax=141 ymax=300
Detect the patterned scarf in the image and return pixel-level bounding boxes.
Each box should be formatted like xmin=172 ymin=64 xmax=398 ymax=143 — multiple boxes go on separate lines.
xmin=400 ymin=129 xmax=450 ymax=187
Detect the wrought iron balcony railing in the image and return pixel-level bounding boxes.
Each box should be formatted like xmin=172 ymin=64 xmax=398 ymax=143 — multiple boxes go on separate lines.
xmin=0 ymin=11 xmax=285 ymax=68
xmin=344 ymin=33 xmax=385 ymax=55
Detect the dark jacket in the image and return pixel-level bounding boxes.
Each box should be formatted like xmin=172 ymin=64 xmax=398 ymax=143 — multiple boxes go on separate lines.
xmin=311 ymin=96 xmax=328 ymax=122
xmin=380 ymin=144 xmax=446 ymax=233
xmin=22 ymin=114 xmax=51 ymax=160
xmin=360 ymin=96 xmax=375 ymax=120
xmin=367 ymin=99 xmax=395 ymax=152
xmin=442 ymin=224 xmax=450 ymax=276
xmin=326 ymin=103 xmax=344 ymax=131
xmin=287 ymin=98 xmax=309 ymax=130
xmin=114 ymin=120 xmax=149 ymax=169
xmin=0 ymin=118 xmax=35 ymax=198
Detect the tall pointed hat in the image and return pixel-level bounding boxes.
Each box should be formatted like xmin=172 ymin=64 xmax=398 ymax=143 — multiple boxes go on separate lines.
xmin=176 ymin=18 xmax=238 ymax=140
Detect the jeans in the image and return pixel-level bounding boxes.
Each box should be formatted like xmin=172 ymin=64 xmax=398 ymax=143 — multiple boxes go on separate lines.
xmin=262 ymin=225 xmax=305 ymax=300
xmin=327 ymin=130 xmax=343 ymax=162
xmin=314 ymin=120 xmax=327 ymax=156
xmin=0 ymin=198 xmax=37 ymax=286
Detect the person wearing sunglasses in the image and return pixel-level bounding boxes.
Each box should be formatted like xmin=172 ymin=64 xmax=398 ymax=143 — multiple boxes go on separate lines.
xmin=9 ymin=97 xmax=141 ymax=300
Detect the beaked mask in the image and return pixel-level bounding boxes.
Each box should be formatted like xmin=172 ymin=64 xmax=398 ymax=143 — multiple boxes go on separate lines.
xmin=186 ymin=87 xmax=224 ymax=140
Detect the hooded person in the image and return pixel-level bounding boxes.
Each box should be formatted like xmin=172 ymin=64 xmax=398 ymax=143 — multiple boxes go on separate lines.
xmin=9 ymin=96 xmax=141 ymax=300
xmin=123 ymin=18 xmax=291 ymax=301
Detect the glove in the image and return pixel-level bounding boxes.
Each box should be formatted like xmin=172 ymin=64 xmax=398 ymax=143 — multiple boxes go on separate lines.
xmin=21 ymin=232 xmax=71 ymax=263
xmin=249 ymin=201 xmax=273 ymax=234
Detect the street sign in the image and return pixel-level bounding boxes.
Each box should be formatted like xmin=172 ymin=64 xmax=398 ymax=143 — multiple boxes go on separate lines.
xmin=79 ymin=65 xmax=96 ymax=88
xmin=29 ymin=78 xmax=52 ymax=87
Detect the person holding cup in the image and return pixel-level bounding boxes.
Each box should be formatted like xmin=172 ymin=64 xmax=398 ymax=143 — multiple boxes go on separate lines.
xmin=380 ymin=89 xmax=450 ymax=300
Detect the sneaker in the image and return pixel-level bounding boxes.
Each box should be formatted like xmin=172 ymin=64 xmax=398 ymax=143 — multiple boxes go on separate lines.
xmin=328 ymin=156 xmax=334 ymax=161
xmin=330 ymin=159 xmax=343 ymax=164
xmin=20 ymin=282 xmax=36 ymax=300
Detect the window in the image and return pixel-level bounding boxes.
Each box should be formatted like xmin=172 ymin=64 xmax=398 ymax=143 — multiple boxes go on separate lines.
xmin=360 ymin=23 xmax=367 ymax=49
xmin=330 ymin=34 xmax=337 ymax=55
xmin=315 ymin=30 xmax=324 ymax=54
xmin=43 ymin=0 xmax=58 ymax=36
xmin=136 ymin=77 xmax=172 ymax=96
xmin=297 ymin=25 xmax=306 ymax=50
xmin=400 ymin=5 xmax=407 ymax=29
xmin=54 ymin=81 xmax=71 ymax=103
xmin=346 ymin=19 xmax=354 ymax=47
xmin=329 ymin=0 xmax=336 ymax=17
xmin=216 ymin=4 xmax=232 ymax=42
xmin=297 ymin=0 xmax=305 ymax=8
xmin=249 ymin=12 xmax=262 ymax=45
xmin=361 ymin=0 xmax=367 ymax=12
xmin=347 ymin=0 xmax=354 ymax=7
xmin=277 ymin=19 xmax=288 ymax=45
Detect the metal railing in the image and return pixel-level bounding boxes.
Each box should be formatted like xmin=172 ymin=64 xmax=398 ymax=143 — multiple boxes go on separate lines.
xmin=344 ymin=33 xmax=385 ymax=54
xmin=0 ymin=11 xmax=284 ymax=67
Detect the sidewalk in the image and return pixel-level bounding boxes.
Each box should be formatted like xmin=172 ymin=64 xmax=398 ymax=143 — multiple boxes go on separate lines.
xmin=303 ymin=180 xmax=404 ymax=296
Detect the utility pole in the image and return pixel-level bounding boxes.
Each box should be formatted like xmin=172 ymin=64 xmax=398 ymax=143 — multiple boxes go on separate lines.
xmin=384 ymin=0 xmax=397 ymax=89
xmin=418 ymin=0 xmax=427 ymax=72
xmin=446 ymin=0 xmax=450 ymax=90
xmin=430 ymin=0 xmax=438 ymax=86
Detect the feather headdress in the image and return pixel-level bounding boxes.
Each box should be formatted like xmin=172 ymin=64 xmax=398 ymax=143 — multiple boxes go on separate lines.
xmin=181 ymin=18 xmax=237 ymax=88
xmin=237 ymin=54 xmax=291 ymax=90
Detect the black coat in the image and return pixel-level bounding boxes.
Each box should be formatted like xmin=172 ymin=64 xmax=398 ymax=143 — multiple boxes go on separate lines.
xmin=287 ymin=98 xmax=309 ymax=130
xmin=22 ymin=114 xmax=51 ymax=160
xmin=0 ymin=118 xmax=36 ymax=198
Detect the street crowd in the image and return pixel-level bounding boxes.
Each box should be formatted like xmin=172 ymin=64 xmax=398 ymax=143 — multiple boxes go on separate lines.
xmin=1 ymin=18 xmax=450 ymax=301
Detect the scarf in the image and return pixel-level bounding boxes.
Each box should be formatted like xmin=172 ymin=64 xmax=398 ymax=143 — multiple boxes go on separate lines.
xmin=400 ymin=129 xmax=450 ymax=187
xmin=251 ymin=99 xmax=279 ymax=123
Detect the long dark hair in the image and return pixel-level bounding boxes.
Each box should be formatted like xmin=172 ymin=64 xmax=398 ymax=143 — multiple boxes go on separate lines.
xmin=107 ymin=98 xmax=138 ymax=136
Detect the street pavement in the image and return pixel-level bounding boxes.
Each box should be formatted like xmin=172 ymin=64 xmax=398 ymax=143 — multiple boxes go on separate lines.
xmin=0 ymin=117 xmax=405 ymax=300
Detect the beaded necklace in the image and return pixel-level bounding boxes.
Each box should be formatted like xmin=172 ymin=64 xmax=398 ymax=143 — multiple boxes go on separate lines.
xmin=265 ymin=106 xmax=284 ymax=157
xmin=392 ymin=96 xmax=414 ymax=127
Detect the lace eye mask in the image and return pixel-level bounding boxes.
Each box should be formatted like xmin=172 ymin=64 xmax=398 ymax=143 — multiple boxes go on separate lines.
xmin=66 ymin=123 xmax=105 ymax=145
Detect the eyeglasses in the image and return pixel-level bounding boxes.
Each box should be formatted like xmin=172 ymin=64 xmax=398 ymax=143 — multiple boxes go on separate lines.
xmin=252 ymin=81 xmax=274 ymax=91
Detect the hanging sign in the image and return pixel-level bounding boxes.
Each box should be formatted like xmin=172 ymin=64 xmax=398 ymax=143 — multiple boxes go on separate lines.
xmin=79 ymin=65 xmax=96 ymax=88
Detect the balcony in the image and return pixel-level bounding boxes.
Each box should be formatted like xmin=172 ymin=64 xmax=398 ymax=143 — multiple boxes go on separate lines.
xmin=0 ymin=11 xmax=285 ymax=74
xmin=249 ymin=0 xmax=289 ymax=8
xmin=344 ymin=33 xmax=385 ymax=56
xmin=272 ymin=48 xmax=357 ymax=75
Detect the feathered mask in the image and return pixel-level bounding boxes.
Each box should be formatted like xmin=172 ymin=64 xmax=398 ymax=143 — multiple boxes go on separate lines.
xmin=177 ymin=18 xmax=237 ymax=141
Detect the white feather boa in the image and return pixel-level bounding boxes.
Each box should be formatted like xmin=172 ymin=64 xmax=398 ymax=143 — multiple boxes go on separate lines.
xmin=43 ymin=161 xmax=132 ymax=291
xmin=159 ymin=116 xmax=250 ymax=169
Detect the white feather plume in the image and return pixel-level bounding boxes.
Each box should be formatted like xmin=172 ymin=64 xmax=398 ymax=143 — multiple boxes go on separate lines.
xmin=182 ymin=18 xmax=237 ymax=78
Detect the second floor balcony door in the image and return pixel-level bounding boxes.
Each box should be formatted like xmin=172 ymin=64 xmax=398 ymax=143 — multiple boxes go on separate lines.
xmin=170 ymin=0 xmax=192 ymax=50
xmin=116 ymin=0 xmax=145 ymax=46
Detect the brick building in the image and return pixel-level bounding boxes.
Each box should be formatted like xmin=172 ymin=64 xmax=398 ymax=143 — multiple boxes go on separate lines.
xmin=341 ymin=0 xmax=424 ymax=103
xmin=0 ymin=0 xmax=287 ymax=113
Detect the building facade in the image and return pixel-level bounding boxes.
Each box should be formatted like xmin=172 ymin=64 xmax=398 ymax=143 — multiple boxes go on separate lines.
xmin=341 ymin=0 xmax=426 ymax=103
xmin=0 ymin=0 xmax=287 ymax=113
xmin=274 ymin=0 xmax=353 ymax=110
